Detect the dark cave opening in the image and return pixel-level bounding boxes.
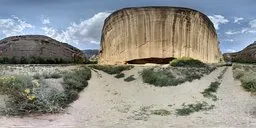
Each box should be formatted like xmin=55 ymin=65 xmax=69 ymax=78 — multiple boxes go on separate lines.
xmin=126 ymin=57 xmax=176 ymax=64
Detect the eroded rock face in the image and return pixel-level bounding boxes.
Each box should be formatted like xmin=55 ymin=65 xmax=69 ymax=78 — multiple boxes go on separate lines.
xmin=223 ymin=41 xmax=256 ymax=62
xmin=99 ymin=6 xmax=222 ymax=64
xmin=0 ymin=35 xmax=85 ymax=62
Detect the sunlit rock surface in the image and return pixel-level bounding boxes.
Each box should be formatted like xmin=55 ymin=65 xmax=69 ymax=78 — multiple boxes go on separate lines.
xmin=100 ymin=6 xmax=222 ymax=64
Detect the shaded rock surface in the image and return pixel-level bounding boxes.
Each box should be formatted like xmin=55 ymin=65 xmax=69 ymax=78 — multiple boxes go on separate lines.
xmin=223 ymin=41 xmax=256 ymax=62
xmin=100 ymin=6 xmax=222 ymax=64
xmin=0 ymin=35 xmax=85 ymax=62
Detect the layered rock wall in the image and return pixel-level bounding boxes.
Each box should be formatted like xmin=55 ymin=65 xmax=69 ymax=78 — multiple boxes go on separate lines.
xmin=0 ymin=35 xmax=84 ymax=62
xmin=100 ymin=6 xmax=222 ymax=64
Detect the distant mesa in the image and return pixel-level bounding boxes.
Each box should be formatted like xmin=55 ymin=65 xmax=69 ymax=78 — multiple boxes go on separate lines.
xmin=99 ymin=6 xmax=223 ymax=64
xmin=0 ymin=35 xmax=85 ymax=64
xmin=82 ymin=49 xmax=99 ymax=59
xmin=223 ymin=41 xmax=256 ymax=63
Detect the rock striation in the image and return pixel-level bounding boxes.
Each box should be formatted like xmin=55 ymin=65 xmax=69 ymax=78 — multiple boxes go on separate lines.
xmin=223 ymin=41 xmax=256 ymax=63
xmin=99 ymin=6 xmax=222 ymax=64
xmin=0 ymin=35 xmax=85 ymax=63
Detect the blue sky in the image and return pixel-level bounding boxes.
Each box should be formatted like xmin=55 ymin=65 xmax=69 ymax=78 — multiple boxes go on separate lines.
xmin=0 ymin=0 xmax=256 ymax=53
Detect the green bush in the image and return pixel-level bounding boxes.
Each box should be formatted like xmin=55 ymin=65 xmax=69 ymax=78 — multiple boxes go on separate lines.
xmin=124 ymin=75 xmax=136 ymax=82
xmin=42 ymin=72 xmax=62 ymax=79
xmin=141 ymin=68 xmax=180 ymax=86
xmin=175 ymin=102 xmax=214 ymax=116
xmin=62 ymin=67 xmax=91 ymax=92
xmin=115 ymin=73 xmax=125 ymax=78
xmin=170 ymin=57 xmax=206 ymax=67
xmin=20 ymin=56 xmax=28 ymax=64
xmin=201 ymin=81 xmax=220 ymax=101
xmin=141 ymin=66 xmax=213 ymax=87
xmin=151 ymin=109 xmax=171 ymax=116
xmin=89 ymin=65 xmax=134 ymax=74
xmin=241 ymin=77 xmax=256 ymax=92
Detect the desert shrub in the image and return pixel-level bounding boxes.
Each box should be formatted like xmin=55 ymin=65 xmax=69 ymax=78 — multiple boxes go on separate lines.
xmin=141 ymin=66 xmax=213 ymax=87
xmin=41 ymin=72 xmax=62 ymax=79
xmin=170 ymin=57 xmax=206 ymax=67
xmin=64 ymin=90 xmax=79 ymax=104
xmin=233 ymin=70 xmax=244 ymax=79
xmin=115 ymin=73 xmax=125 ymax=78
xmin=20 ymin=56 xmax=28 ymax=64
xmin=142 ymin=68 xmax=181 ymax=86
xmin=124 ymin=75 xmax=136 ymax=82
xmin=0 ymin=67 xmax=92 ymax=115
xmin=10 ymin=57 xmax=18 ymax=64
xmin=201 ymin=81 xmax=220 ymax=101
xmin=62 ymin=67 xmax=91 ymax=104
xmin=151 ymin=109 xmax=171 ymax=116
xmin=176 ymin=102 xmax=214 ymax=116
xmin=240 ymin=76 xmax=256 ymax=92
xmin=232 ymin=64 xmax=256 ymax=93
xmin=33 ymin=73 xmax=41 ymax=79
xmin=89 ymin=65 xmax=134 ymax=74
xmin=0 ymin=76 xmax=66 ymax=115
xmin=62 ymin=67 xmax=91 ymax=92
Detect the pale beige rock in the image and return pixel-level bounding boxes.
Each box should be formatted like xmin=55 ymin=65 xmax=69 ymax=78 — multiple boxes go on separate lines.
xmin=99 ymin=6 xmax=222 ymax=64
xmin=0 ymin=35 xmax=85 ymax=62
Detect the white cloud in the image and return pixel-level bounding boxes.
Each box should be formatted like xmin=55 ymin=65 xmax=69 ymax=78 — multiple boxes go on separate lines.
xmin=225 ymin=28 xmax=249 ymax=35
xmin=234 ymin=17 xmax=244 ymax=24
xmin=42 ymin=18 xmax=50 ymax=25
xmin=42 ymin=12 xmax=110 ymax=46
xmin=223 ymin=39 xmax=234 ymax=42
xmin=226 ymin=49 xmax=236 ymax=53
xmin=225 ymin=30 xmax=240 ymax=35
xmin=208 ymin=15 xmax=229 ymax=30
xmin=249 ymin=19 xmax=256 ymax=28
xmin=0 ymin=15 xmax=34 ymax=37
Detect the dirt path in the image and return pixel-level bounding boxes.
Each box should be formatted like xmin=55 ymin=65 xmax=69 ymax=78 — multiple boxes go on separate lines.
xmin=0 ymin=67 xmax=256 ymax=128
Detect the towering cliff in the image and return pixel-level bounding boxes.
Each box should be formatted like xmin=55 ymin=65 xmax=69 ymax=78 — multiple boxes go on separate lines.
xmin=0 ymin=35 xmax=85 ymax=63
xmin=99 ymin=6 xmax=222 ymax=64
xmin=223 ymin=41 xmax=256 ymax=63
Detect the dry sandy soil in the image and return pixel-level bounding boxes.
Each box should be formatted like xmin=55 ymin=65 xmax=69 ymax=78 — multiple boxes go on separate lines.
xmin=0 ymin=66 xmax=256 ymax=128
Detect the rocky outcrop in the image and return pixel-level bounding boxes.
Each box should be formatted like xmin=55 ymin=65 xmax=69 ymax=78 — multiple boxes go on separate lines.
xmin=223 ymin=41 xmax=256 ymax=63
xmin=99 ymin=6 xmax=222 ymax=64
xmin=0 ymin=35 xmax=85 ymax=63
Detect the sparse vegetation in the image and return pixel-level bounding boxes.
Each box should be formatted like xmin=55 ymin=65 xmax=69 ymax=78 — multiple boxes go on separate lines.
xmin=115 ymin=73 xmax=125 ymax=78
xmin=33 ymin=72 xmax=63 ymax=79
xmin=62 ymin=67 xmax=91 ymax=93
xmin=151 ymin=109 xmax=171 ymax=116
xmin=201 ymin=67 xmax=227 ymax=101
xmin=124 ymin=75 xmax=136 ymax=82
xmin=176 ymin=102 xmax=214 ymax=116
xmin=89 ymin=65 xmax=134 ymax=74
xmin=0 ymin=66 xmax=91 ymax=115
xmin=233 ymin=64 xmax=256 ymax=93
xmin=201 ymin=81 xmax=220 ymax=101
xmin=0 ymin=75 xmax=66 ymax=115
xmin=141 ymin=66 xmax=215 ymax=87
xmin=170 ymin=57 xmax=206 ymax=67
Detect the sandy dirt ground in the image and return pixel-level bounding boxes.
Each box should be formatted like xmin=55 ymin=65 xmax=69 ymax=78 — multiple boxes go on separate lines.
xmin=0 ymin=66 xmax=256 ymax=128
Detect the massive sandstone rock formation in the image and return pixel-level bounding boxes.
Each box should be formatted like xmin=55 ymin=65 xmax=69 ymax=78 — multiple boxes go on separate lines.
xmin=99 ymin=6 xmax=222 ymax=64
xmin=0 ymin=35 xmax=85 ymax=63
xmin=223 ymin=41 xmax=256 ymax=63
